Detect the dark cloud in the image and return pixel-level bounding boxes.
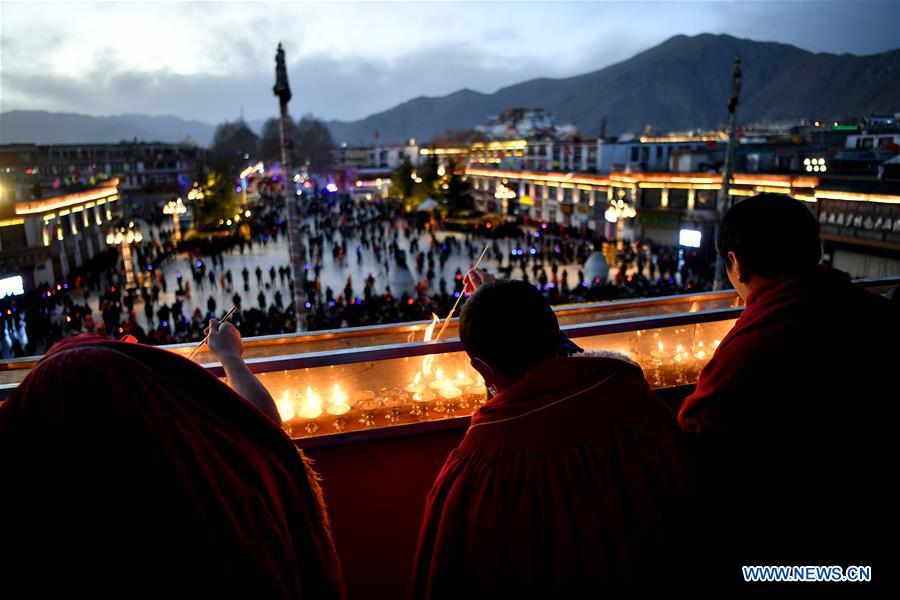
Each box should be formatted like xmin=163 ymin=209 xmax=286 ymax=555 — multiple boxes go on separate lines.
xmin=1 ymin=0 xmax=897 ymax=124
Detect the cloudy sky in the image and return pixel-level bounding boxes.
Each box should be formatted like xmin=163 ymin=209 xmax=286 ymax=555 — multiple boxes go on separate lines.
xmin=1 ymin=0 xmax=898 ymax=124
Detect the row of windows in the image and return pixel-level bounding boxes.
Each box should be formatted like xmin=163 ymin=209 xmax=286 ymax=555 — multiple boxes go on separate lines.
xmin=44 ymin=146 xmax=189 ymax=159
xmin=476 ymin=177 xmax=721 ymax=212
xmin=854 ymin=136 xmax=898 ymax=150
xmin=639 ymin=188 xmax=716 ymax=210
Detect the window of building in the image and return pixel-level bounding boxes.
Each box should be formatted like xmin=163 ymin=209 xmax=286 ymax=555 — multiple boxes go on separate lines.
xmin=668 ymin=188 xmax=688 ymax=209
xmin=641 ymin=188 xmax=661 ymax=208
xmin=0 ymin=224 xmax=27 ymax=250
xmin=695 ymin=189 xmax=717 ymax=210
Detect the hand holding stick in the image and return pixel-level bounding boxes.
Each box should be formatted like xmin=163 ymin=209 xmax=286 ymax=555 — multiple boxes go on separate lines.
xmin=435 ymin=243 xmax=489 ymax=341
xmin=188 ymin=306 xmax=237 ymax=359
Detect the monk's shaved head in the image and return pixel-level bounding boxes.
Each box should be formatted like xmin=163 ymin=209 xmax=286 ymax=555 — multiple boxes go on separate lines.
xmin=718 ymin=193 xmax=821 ymax=279
xmin=459 ymin=279 xmax=560 ymax=380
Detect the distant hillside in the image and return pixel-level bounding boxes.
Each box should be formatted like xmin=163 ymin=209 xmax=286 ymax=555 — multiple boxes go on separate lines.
xmin=0 ymin=111 xmax=216 ymax=146
xmin=326 ymin=34 xmax=900 ymax=144
xmin=3 ymin=34 xmax=898 ymax=148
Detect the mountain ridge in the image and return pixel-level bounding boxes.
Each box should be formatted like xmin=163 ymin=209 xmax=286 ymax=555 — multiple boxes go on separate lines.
xmin=2 ymin=34 xmax=898 ymax=147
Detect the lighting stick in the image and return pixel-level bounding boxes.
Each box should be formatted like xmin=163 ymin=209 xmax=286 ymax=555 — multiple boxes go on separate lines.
xmin=435 ymin=243 xmax=489 ymax=341
xmin=188 ymin=306 xmax=238 ymax=359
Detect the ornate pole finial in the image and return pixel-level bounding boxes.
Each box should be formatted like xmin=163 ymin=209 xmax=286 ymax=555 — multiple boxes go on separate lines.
xmin=273 ymin=42 xmax=292 ymax=103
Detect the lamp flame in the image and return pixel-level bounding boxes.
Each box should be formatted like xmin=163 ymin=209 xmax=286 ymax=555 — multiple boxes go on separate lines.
xmin=299 ymin=386 xmax=323 ymax=419
xmin=277 ymin=390 xmax=295 ymax=421
xmin=421 ymin=313 xmax=440 ymax=375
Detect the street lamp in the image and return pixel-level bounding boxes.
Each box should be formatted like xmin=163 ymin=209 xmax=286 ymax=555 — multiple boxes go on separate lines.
xmin=803 ymin=157 xmax=827 ymax=173
xmin=605 ymin=198 xmax=637 ymax=223
xmin=495 ymin=181 xmax=517 ymax=217
xmin=106 ymin=221 xmax=144 ymax=289
xmin=163 ymin=197 xmax=187 ymax=242
xmin=605 ymin=192 xmax=637 ymax=247
xmin=187 ymin=183 xmax=205 ymax=202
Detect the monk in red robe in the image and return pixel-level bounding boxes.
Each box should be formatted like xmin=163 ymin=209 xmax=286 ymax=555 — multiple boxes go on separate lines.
xmin=412 ymin=278 xmax=693 ymax=598
xmin=678 ymin=194 xmax=898 ymax=590
xmin=0 ymin=321 xmax=344 ymax=598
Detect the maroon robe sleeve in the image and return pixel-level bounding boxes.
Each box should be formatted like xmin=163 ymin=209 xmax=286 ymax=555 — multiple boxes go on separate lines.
xmin=412 ymin=361 xmax=694 ymax=598
xmin=677 ymin=324 xmax=768 ymax=432
xmin=0 ymin=334 xmax=344 ymax=598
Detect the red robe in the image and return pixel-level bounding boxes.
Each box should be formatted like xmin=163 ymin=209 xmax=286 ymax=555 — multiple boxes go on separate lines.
xmin=411 ymin=355 xmax=693 ymax=598
xmin=0 ymin=334 xmax=344 ymax=598
xmin=679 ymin=267 xmax=898 ymax=432
xmin=677 ymin=268 xmax=898 ymax=586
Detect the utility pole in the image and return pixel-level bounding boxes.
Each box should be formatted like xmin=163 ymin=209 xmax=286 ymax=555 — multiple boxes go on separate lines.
xmin=713 ymin=54 xmax=742 ymax=291
xmin=273 ymin=42 xmax=306 ymax=329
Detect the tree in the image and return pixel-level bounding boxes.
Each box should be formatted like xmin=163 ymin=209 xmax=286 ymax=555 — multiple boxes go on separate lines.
xmin=210 ymin=120 xmax=259 ymax=174
xmin=438 ymin=159 xmax=474 ymax=214
xmin=390 ymin=156 xmax=416 ymax=202
xmin=389 ymin=156 xmax=472 ymax=213
xmin=259 ymin=117 xmax=301 ymax=165
xmin=295 ymin=114 xmax=335 ymax=174
xmin=193 ymin=170 xmax=238 ymax=228
xmin=418 ymin=154 xmax=442 ymax=199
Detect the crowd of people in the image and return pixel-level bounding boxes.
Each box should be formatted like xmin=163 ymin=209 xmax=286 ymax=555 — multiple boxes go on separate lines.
xmin=2 ymin=194 xmax=895 ymax=596
xmin=3 ymin=193 xmax=716 ymax=357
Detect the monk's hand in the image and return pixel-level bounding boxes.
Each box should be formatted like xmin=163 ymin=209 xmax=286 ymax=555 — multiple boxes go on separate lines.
xmin=464 ymin=268 xmax=495 ymax=294
xmin=207 ymin=318 xmax=243 ymax=361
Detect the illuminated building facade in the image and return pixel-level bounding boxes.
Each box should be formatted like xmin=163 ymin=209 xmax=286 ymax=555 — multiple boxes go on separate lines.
xmin=0 ymin=142 xmax=206 ymax=196
xmin=0 ymin=179 xmax=121 ymax=290
xmin=466 ymin=167 xmax=900 ymax=277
